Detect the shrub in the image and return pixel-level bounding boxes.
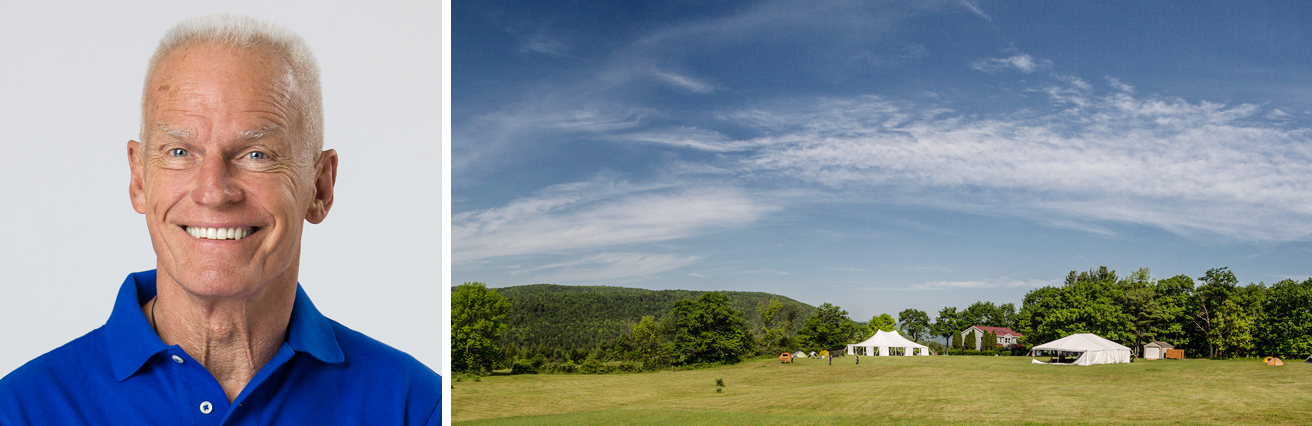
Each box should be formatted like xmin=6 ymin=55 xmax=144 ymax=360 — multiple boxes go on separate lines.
xmin=579 ymin=357 xmax=608 ymax=374
xmin=511 ymin=356 xmax=545 ymax=375
xmin=551 ymin=359 xmax=578 ymax=374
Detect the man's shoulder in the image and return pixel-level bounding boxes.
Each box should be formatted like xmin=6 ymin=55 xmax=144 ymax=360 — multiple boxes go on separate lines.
xmin=0 ymin=328 xmax=109 ymax=422
xmin=286 ymin=319 xmax=440 ymax=424
xmin=325 ymin=318 xmax=442 ymax=388
xmin=1 ymin=327 xmax=106 ymax=383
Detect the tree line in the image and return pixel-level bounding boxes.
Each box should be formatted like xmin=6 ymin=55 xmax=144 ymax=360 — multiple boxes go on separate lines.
xmin=1015 ymin=266 xmax=1311 ymax=359
xmin=452 ymin=266 xmax=1312 ymax=374
xmin=923 ymin=266 xmax=1311 ymax=358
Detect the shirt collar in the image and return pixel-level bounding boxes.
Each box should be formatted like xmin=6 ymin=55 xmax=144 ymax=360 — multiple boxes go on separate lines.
xmin=105 ymin=270 xmax=344 ymax=382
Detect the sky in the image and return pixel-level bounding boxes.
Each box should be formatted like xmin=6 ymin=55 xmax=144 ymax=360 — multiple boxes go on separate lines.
xmin=453 ymin=0 xmax=1312 ymax=323
xmin=0 ymin=1 xmax=442 ymax=377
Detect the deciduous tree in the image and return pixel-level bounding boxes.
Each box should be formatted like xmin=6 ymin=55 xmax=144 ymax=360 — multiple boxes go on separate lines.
xmin=664 ymin=292 xmax=754 ymax=365
xmin=1191 ymin=267 xmax=1238 ymax=358
xmin=869 ymin=313 xmax=897 ymax=334
xmin=898 ymin=308 xmax=930 ymax=342
xmin=452 ymin=282 xmax=511 ymax=373
xmin=799 ymin=303 xmax=858 ymax=352
xmin=756 ymin=297 xmax=787 ymax=354
xmin=1257 ymin=278 xmax=1312 ymax=357
xmin=934 ymin=307 xmax=961 ymax=348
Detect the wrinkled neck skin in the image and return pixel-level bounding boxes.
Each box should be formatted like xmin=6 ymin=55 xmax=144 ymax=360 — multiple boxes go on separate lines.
xmin=142 ymin=261 xmax=299 ymax=403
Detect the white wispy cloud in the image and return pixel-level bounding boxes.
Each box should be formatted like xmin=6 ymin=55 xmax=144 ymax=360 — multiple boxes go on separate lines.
xmin=1105 ymin=76 xmax=1135 ymax=93
xmin=1266 ymin=108 xmax=1292 ymax=121
xmin=508 ymin=252 xmax=700 ymax=284
xmin=972 ymin=53 xmax=1052 ymax=74
xmin=730 ymin=80 xmax=1312 ymax=241
xmin=615 ymin=126 xmax=755 ymax=152
xmin=454 ymin=101 xmax=653 ymax=173
xmin=454 ymin=176 xmax=777 ymax=262
xmin=651 ymin=70 xmax=716 ymax=94
xmin=961 ymin=1 xmax=991 ymax=21
xmin=521 ymin=31 xmax=572 ymax=57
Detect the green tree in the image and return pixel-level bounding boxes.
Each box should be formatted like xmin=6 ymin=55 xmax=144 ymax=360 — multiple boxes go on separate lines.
xmin=452 ymin=282 xmax=511 ymax=373
xmin=898 ymin=308 xmax=930 ymax=342
xmin=1213 ymin=298 xmax=1256 ymax=358
xmin=1017 ymin=267 xmax=1133 ymax=347
xmin=798 ymin=303 xmax=858 ymax=352
xmin=1152 ymin=274 xmax=1195 ymax=351
xmin=1257 ymin=278 xmax=1312 ymax=357
xmin=981 ymin=330 xmax=997 ymax=351
xmin=868 ymin=313 xmax=897 ymax=335
xmin=755 ymin=297 xmax=787 ymax=354
xmin=933 ymin=307 xmax=962 ymax=348
xmin=997 ymin=303 xmax=1019 ymax=330
xmin=951 ymin=329 xmax=963 ymax=349
xmin=1117 ymin=267 xmax=1163 ymax=356
xmin=1191 ymin=267 xmax=1238 ymax=358
xmin=664 ymin=292 xmax=755 ymax=365
xmin=626 ymin=315 xmax=663 ymax=365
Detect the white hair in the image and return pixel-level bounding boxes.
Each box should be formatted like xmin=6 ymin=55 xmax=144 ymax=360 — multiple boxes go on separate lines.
xmin=141 ymin=14 xmax=323 ymax=155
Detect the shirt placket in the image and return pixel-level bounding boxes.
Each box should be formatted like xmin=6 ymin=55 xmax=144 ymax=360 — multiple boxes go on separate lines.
xmin=164 ymin=347 xmax=231 ymax=425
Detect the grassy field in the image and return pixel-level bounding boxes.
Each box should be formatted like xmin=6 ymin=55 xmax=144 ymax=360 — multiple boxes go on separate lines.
xmin=454 ymin=355 xmax=1312 ymax=424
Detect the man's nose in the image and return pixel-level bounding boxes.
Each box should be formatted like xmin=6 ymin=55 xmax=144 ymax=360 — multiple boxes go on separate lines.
xmin=191 ymin=154 xmax=243 ymax=206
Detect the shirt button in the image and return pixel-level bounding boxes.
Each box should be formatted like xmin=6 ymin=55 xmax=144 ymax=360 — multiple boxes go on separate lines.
xmin=200 ymin=401 xmax=213 ymax=414
xmin=172 ymin=355 xmax=185 ymax=364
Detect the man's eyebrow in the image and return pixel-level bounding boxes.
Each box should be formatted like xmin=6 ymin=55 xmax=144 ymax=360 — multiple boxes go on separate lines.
xmin=155 ymin=122 xmax=193 ymax=141
xmin=237 ymin=124 xmax=284 ymax=141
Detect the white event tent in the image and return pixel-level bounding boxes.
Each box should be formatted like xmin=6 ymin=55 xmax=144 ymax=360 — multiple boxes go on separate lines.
xmin=1029 ymin=333 xmax=1131 ymax=366
xmin=846 ymin=330 xmax=930 ymax=356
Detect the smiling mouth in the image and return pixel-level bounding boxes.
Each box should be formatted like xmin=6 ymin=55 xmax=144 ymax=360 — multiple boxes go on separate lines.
xmin=183 ymin=226 xmax=258 ymax=240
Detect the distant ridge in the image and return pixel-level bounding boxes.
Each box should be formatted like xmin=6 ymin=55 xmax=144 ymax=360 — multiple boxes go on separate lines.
xmin=491 ymin=284 xmax=817 ymax=352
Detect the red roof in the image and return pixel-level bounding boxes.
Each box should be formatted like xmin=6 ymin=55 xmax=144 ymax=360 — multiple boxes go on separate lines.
xmin=972 ymin=325 xmax=1022 ymax=337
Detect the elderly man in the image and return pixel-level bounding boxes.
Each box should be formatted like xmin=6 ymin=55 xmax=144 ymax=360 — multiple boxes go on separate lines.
xmin=0 ymin=15 xmax=441 ymax=424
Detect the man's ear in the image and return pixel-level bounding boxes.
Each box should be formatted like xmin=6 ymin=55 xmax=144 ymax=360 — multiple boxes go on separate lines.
xmin=128 ymin=140 xmax=147 ymax=214
xmin=306 ymin=149 xmax=337 ymax=224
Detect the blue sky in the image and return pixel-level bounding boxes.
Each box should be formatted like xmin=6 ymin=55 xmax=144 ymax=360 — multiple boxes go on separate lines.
xmin=452 ymin=0 xmax=1312 ymax=322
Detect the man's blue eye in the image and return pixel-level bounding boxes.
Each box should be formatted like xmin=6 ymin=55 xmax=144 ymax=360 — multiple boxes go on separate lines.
xmin=247 ymin=151 xmax=267 ymax=160
xmin=169 ymin=148 xmax=188 ymax=157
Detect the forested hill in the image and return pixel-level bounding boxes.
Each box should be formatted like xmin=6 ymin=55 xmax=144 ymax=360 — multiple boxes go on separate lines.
xmin=496 ymin=284 xmax=816 ymax=352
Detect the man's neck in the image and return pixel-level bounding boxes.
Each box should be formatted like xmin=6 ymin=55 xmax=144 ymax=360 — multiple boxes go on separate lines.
xmin=144 ymin=275 xmax=297 ymax=403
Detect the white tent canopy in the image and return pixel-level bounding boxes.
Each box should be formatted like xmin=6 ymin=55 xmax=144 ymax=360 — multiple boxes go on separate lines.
xmin=846 ymin=330 xmax=930 ymax=356
xmin=1030 ymin=333 xmax=1131 ymax=366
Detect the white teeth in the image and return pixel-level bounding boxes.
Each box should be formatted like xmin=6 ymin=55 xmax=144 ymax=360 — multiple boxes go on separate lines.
xmin=186 ymin=226 xmax=252 ymax=240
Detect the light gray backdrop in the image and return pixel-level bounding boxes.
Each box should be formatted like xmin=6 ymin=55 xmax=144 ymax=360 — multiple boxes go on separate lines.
xmin=0 ymin=1 xmax=443 ymax=377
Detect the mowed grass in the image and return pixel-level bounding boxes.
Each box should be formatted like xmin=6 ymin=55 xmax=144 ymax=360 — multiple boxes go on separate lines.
xmin=453 ymin=355 xmax=1312 ymax=424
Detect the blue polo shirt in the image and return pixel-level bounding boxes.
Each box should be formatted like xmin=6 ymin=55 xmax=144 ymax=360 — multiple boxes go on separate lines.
xmin=0 ymin=270 xmax=442 ymax=424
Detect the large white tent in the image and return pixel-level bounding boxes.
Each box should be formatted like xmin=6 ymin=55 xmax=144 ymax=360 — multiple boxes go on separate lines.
xmin=846 ymin=330 xmax=930 ymax=356
xmin=1029 ymin=333 xmax=1131 ymax=366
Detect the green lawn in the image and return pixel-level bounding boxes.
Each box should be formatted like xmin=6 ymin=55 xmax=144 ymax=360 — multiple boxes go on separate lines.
xmin=453 ymin=355 xmax=1312 ymax=424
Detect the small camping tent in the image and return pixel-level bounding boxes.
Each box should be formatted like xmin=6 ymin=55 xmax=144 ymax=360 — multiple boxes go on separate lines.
xmin=1030 ymin=333 xmax=1131 ymax=366
xmin=793 ymin=351 xmax=807 ymax=359
xmin=845 ymin=330 xmax=930 ymax=357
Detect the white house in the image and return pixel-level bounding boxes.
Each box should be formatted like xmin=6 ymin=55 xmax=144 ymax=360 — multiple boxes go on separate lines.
xmin=961 ymin=325 xmax=1024 ymax=350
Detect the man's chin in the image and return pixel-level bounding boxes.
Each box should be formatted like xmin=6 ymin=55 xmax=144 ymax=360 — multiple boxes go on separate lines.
xmin=160 ymin=268 xmax=274 ymax=300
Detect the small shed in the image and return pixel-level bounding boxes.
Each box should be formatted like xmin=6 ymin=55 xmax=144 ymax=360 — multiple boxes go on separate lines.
xmin=1143 ymin=341 xmax=1174 ymax=360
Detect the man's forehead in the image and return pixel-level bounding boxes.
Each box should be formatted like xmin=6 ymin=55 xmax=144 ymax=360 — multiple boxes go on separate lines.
xmin=154 ymin=42 xmax=290 ymax=81
xmin=145 ymin=44 xmax=300 ymax=146
xmin=148 ymin=44 xmax=296 ymax=109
